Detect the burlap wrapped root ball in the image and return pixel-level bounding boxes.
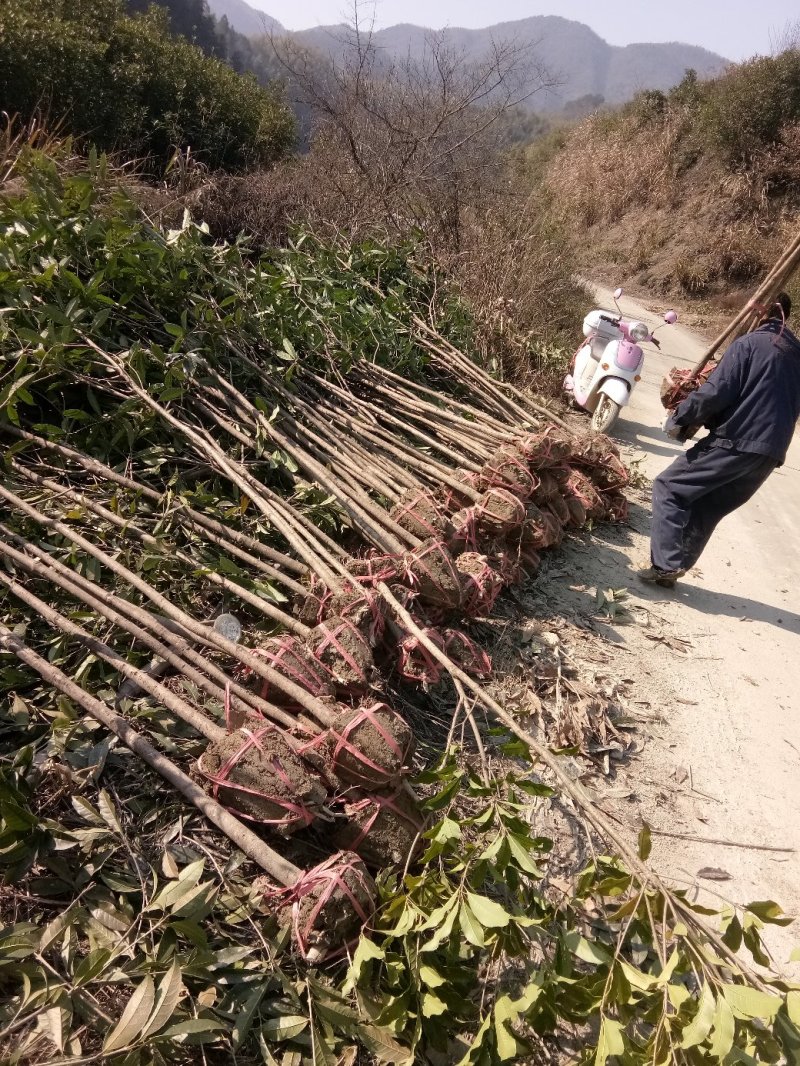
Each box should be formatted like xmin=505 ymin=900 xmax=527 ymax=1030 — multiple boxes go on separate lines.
xmin=244 ymin=635 xmax=332 ymax=704
xmin=390 ymin=488 xmax=447 ymax=539
xmin=573 ymin=434 xmax=629 ymax=491
xmin=327 ymin=701 xmax=416 ymax=790
xmin=401 ymin=538 xmax=465 ymax=610
xmin=442 ymin=628 xmax=492 ymax=679
xmin=456 ymin=551 xmax=504 ymax=618
xmin=564 ymin=468 xmax=607 ymax=522
xmin=271 ymin=852 xmax=377 ymax=963
xmin=332 ymin=785 xmax=426 ymax=868
xmin=198 ymin=725 xmax=328 ymax=834
xmin=533 ymin=470 xmax=561 ymax=506
xmin=480 ymin=446 xmax=539 ymax=499
xmin=397 ymin=626 xmax=446 ymax=686
xmin=346 ymin=550 xmax=401 ymax=588
xmin=516 ymin=427 xmax=577 ymax=469
xmin=472 ymin=488 xmax=526 ymax=539
xmin=326 ymin=586 xmax=386 ymax=646
xmin=307 ymin=615 xmax=375 ymax=693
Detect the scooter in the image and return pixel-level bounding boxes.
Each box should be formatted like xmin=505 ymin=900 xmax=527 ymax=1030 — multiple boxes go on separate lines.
xmin=564 ymin=288 xmax=678 ymax=434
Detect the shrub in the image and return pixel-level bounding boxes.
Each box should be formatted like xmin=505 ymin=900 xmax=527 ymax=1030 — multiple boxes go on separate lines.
xmin=0 ymin=0 xmax=294 ymax=170
xmin=698 ymin=50 xmax=800 ymax=163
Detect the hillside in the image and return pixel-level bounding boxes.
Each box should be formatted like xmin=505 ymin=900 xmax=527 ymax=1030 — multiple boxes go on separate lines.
xmin=537 ymin=53 xmax=800 ymax=310
xmin=207 ymin=2 xmax=726 ymax=112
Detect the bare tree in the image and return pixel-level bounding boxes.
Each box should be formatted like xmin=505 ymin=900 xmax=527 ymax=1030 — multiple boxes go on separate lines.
xmin=269 ymin=1 xmax=557 ymax=245
xmin=770 ymin=19 xmax=800 ymax=55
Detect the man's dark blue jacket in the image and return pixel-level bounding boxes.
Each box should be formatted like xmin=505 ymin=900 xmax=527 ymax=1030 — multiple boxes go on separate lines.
xmin=670 ymin=319 xmax=800 ymax=463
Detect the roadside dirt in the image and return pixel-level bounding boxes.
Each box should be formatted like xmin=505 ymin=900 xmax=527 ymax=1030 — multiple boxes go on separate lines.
xmin=540 ymin=287 xmax=800 ymax=973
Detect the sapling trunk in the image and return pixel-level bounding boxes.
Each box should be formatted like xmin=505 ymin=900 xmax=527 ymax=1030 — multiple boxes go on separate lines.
xmin=0 ymin=622 xmax=301 ymax=887
xmin=2 ymin=425 xmax=309 ymax=581
xmin=0 ymin=485 xmax=339 ymax=730
xmin=0 ymin=534 xmax=303 ymax=732
xmin=200 ymin=372 xmax=410 ymax=556
xmin=0 ymin=569 xmax=227 ymax=743
xmin=82 ymin=345 xmax=347 ymax=589
xmin=10 ymin=464 xmax=312 ymax=638
xmin=377 ymin=583 xmax=770 ymax=989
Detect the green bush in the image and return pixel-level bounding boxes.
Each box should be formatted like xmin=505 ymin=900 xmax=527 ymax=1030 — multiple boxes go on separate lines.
xmin=698 ymin=50 xmax=800 ymax=163
xmin=0 ymin=0 xmax=294 ymax=170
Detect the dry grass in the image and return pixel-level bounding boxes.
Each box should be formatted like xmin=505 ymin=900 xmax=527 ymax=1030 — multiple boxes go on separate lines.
xmin=541 ymin=78 xmax=800 ymax=306
xmin=194 ymin=138 xmax=589 ymax=388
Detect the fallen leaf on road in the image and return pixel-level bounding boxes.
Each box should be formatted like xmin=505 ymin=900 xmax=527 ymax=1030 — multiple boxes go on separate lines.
xmin=674 ymin=766 xmax=690 ymax=785
xmin=697 ymin=867 xmax=732 ymax=882
xmin=675 ymin=697 xmax=698 ymax=706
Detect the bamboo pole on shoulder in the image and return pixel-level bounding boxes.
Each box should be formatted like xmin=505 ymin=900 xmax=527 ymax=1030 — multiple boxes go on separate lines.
xmin=688 ymin=229 xmax=800 ymax=379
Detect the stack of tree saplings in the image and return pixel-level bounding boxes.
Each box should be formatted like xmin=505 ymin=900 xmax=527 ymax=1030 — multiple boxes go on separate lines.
xmin=0 ymin=332 xmax=629 ymax=960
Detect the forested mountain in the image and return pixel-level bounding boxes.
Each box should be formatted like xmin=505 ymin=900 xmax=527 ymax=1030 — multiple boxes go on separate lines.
xmin=206 ymin=2 xmax=726 ymax=113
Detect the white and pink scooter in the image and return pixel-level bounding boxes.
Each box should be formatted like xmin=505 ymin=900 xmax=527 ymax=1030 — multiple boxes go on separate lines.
xmin=564 ymin=287 xmax=678 ymax=433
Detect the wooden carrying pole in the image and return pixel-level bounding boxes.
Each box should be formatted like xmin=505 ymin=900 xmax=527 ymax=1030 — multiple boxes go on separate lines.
xmin=689 ymin=229 xmax=800 ymax=379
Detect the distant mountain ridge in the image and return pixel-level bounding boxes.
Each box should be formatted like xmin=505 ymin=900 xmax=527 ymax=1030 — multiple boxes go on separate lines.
xmin=210 ymin=0 xmax=281 ymax=38
xmin=205 ymin=3 xmax=727 ymax=112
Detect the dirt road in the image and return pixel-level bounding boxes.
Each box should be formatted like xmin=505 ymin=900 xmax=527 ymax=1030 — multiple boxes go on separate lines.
xmin=566 ymin=287 xmax=800 ymax=970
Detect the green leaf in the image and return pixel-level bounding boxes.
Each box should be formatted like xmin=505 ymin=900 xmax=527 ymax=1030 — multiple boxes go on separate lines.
xmin=232 ymin=982 xmax=268 ymax=1050
xmin=787 ymin=990 xmax=800 ymax=1025
xmin=506 ymin=833 xmax=543 ymax=875
xmin=74 ymin=948 xmax=113 ymax=986
xmin=465 ymin=892 xmax=511 ymax=928
xmin=745 ymin=900 xmax=793 ymax=926
xmin=39 ymin=906 xmax=81 ymax=952
xmin=421 ymin=992 xmax=448 ymax=1018
xmin=564 ymin=930 xmax=612 ymax=966
xmin=680 ymin=984 xmax=716 ymax=1048
xmin=638 ymin=822 xmax=652 ymax=861
xmin=310 ymin=1020 xmax=337 ymax=1066
xmin=595 ymin=1016 xmax=625 ymax=1065
xmin=37 ymin=1004 xmax=72 ymax=1053
xmin=418 ymin=964 xmax=446 ymax=988
xmin=459 ymin=902 xmax=486 ymax=947
xmin=619 ymin=961 xmax=657 ymax=991
xmin=345 ymin=937 xmax=384 ymax=988
xmin=149 ymin=859 xmax=205 ymax=912
xmin=141 ymin=960 xmax=184 ymax=1039
xmin=494 ymin=985 xmax=542 ymax=1062
xmin=709 ymin=995 xmax=735 ymax=1059
xmin=723 ymin=984 xmax=782 ymax=1020
xmin=261 ymin=1014 xmax=309 ymax=1041
xmin=103 ymin=975 xmax=156 ymax=1053
xmin=159 ymin=1018 xmax=229 ymax=1039
xmin=355 ymin=1023 xmax=413 ymax=1064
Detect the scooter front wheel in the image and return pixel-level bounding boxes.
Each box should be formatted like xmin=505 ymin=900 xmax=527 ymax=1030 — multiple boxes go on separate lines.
xmin=591 ymin=395 xmax=621 ymax=434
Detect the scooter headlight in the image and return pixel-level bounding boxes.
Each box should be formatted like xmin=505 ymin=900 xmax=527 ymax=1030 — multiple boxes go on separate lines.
xmin=629 ymin=322 xmax=650 ymax=343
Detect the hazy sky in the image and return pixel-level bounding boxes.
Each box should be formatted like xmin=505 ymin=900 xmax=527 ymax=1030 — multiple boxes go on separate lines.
xmin=254 ymin=0 xmax=798 ymax=60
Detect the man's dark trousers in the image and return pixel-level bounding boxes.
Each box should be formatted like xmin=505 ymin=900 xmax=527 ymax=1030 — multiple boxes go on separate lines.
xmin=651 ymin=441 xmax=777 ymax=573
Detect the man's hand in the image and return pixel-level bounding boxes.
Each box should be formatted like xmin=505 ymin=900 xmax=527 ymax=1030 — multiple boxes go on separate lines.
xmin=662 ymin=414 xmax=698 ymax=442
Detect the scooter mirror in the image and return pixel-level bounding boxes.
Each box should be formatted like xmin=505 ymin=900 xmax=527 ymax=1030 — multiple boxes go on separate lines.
xmin=613 ymin=287 xmax=623 ymax=300
xmin=663 ymin=310 xmax=678 ymax=324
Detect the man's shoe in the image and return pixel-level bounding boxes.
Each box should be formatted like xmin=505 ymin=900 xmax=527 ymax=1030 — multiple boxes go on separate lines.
xmin=636 ymin=565 xmax=685 ymax=589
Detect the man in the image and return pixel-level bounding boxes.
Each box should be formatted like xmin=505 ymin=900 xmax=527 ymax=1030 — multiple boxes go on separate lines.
xmin=639 ymin=293 xmax=800 ymax=588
